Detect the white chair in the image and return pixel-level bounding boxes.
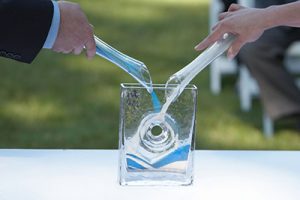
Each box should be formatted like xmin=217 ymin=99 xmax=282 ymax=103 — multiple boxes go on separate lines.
xmin=209 ymin=0 xmax=300 ymax=137
xmin=238 ymin=66 xmax=275 ymax=137
xmin=209 ymin=0 xmax=254 ymax=96
xmin=239 ymin=42 xmax=300 ymax=138
xmin=209 ymin=0 xmax=238 ymax=95
xmin=238 ymin=0 xmax=300 ymax=137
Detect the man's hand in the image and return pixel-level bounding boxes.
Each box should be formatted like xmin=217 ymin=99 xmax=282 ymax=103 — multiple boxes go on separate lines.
xmin=52 ymin=1 xmax=96 ymax=59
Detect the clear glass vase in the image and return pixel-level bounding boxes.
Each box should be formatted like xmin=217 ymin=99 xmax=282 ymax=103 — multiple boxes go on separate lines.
xmin=118 ymin=83 xmax=197 ymax=186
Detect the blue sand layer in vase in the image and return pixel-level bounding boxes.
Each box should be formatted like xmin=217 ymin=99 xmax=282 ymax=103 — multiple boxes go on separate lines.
xmin=126 ymin=144 xmax=190 ymax=170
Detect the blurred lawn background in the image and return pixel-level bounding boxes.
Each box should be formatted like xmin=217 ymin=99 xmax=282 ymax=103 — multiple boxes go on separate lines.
xmin=0 ymin=0 xmax=300 ymax=149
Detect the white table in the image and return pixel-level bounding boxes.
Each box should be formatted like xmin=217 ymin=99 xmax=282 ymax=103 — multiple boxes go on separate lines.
xmin=0 ymin=150 xmax=299 ymax=200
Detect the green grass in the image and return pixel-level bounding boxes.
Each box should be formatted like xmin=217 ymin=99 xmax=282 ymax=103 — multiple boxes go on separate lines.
xmin=0 ymin=0 xmax=299 ymax=149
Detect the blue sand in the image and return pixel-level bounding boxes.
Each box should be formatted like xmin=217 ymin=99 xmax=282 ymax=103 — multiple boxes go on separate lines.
xmin=126 ymin=158 xmax=147 ymax=170
xmin=151 ymin=91 xmax=161 ymax=113
xmin=96 ymin=45 xmax=152 ymax=92
xmin=126 ymin=144 xmax=190 ymax=170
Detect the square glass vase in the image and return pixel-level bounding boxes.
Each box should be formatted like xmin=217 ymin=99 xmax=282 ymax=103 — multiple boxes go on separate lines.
xmin=118 ymin=83 xmax=197 ymax=186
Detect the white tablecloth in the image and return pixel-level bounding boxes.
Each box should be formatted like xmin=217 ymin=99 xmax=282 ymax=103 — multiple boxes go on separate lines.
xmin=0 ymin=150 xmax=299 ymax=200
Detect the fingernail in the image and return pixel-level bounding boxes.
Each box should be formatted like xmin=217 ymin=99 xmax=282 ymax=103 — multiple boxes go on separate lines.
xmin=227 ymin=48 xmax=233 ymax=59
xmin=228 ymin=53 xmax=234 ymax=60
xmin=194 ymin=44 xmax=202 ymax=51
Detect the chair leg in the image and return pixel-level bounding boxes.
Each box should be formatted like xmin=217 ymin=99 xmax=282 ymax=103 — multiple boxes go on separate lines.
xmin=263 ymin=112 xmax=274 ymax=138
xmin=239 ymin=66 xmax=252 ymax=111
xmin=210 ymin=63 xmax=221 ymax=95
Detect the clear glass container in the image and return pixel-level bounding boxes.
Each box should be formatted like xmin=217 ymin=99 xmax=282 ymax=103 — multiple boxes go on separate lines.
xmin=118 ymin=83 xmax=197 ymax=186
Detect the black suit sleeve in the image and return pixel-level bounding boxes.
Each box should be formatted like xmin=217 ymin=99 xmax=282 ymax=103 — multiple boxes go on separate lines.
xmin=0 ymin=0 xmax=54 ymax=63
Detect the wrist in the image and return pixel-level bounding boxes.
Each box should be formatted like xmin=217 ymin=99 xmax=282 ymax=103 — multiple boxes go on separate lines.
xmin=264 ymin=3 xmax=300 ymax=28
xmin=261 ymin=6 xmax=279 ymax=30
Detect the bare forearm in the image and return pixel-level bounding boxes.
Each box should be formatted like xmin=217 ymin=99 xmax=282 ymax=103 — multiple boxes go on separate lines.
xmin=264 ymin=2 xmax=300 ymax=28
xmin=195 ymin=2 xmax=300 ymax=58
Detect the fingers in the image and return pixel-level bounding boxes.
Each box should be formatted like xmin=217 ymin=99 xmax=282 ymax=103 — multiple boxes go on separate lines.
xmin=84 ymin=35 xmax=96 ymax=59
xmin=219 ymin=3 xmax=245 ymax=20
xmin=227 ymin=38 xmax=245 ymax=59
xmin=73 ymin=46 xmax=84 ymax=55
xmin=62 ymin=49 xmax=73 ymax=54
xmin=218 ymin=12 xmax=228 ymax=21
xmin=212 ymin=23 xmax=218 ymax=31
xmin=51 ymin=1 xmax=96 ymax=59
xmin=194 ymin=27 xmax=226 ymax=51
xmin=228 ymin=3 xmax=243 ymax=12
xmin=75 ymin=22 xmax=95 ymax=58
